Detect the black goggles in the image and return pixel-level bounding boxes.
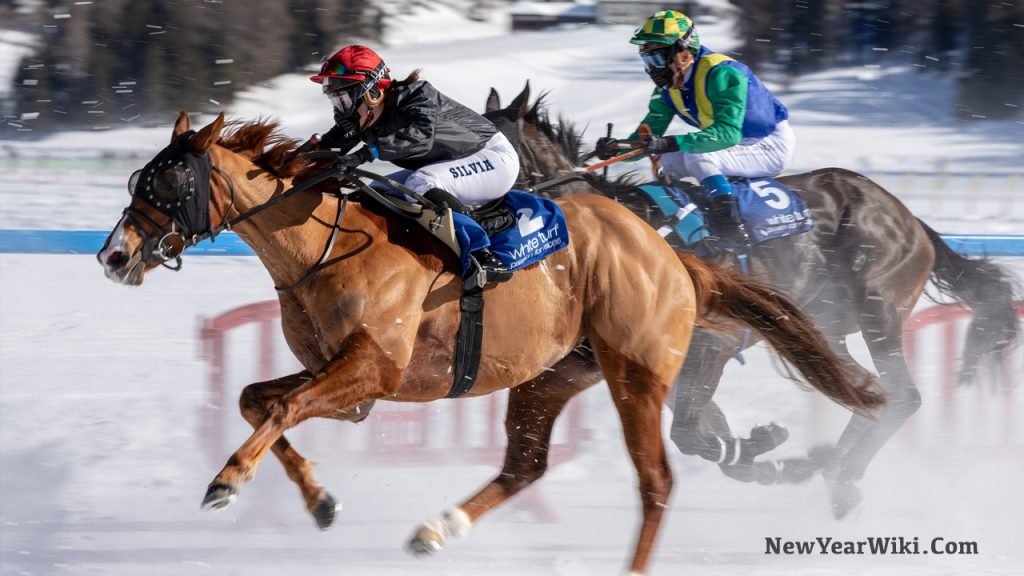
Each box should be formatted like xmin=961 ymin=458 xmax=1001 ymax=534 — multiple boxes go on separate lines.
xmin=641 ymin=48 xmax=673 ymax=70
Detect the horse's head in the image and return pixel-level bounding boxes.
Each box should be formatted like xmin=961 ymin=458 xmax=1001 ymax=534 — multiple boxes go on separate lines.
xmin=97 ymin=111 xmax=226 ymax=285
xmin=483 ymin=83 xmax=590 ymax=196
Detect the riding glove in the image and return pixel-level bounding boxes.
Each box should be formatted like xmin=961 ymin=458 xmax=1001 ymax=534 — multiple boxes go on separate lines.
xmin=336 ymin=146 xmax=375 ymax=169
xmin=642 ymin=134 xmax=679 ymax=155
xmin=595 ymin=136 xmax=619 ymax=160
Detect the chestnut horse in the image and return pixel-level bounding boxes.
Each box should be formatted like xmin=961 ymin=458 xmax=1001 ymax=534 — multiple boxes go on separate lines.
xmin=483 ymin=84 xmax=1019 ymax=519
xmin=97 ymin=111 xmax=881 ymax=574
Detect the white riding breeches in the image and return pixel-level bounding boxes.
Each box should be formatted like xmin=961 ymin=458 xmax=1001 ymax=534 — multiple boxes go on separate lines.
xmin=403 ymin=132 xmax=520 ymax=206
xmin=658 ymin=120 xmax=796 ymax=182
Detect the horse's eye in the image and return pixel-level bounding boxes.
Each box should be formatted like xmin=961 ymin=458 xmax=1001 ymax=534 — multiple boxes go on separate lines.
xmin=153 ymin=166 xmax=191 ymax=203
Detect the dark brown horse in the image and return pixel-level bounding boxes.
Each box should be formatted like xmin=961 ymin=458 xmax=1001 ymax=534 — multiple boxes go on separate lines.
xmin=97 ymin=112 xmax=880 ymax=573
xmin=484 ymin=84 xmax=1019 ymax=519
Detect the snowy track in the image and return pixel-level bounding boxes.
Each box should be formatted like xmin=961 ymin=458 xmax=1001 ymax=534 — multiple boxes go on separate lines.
xmin=2 ymin=255 xmax=1022 ymax=575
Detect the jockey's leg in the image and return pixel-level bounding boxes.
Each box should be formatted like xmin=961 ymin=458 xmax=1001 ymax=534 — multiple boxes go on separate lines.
xmin=661 ymin=121 xmax=797 ymax=251
xmin=406 ymin=132 xmax=520 ymax=287
xmin=682 ymin=153 xmax=752 ymax=250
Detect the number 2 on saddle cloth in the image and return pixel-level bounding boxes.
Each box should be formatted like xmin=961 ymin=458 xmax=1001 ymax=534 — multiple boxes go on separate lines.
xmin=451 ymin=191 xmax=570 ymax=276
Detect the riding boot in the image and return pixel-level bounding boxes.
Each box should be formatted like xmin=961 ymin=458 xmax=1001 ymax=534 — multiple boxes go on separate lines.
xmin=424 ymin=188 xmax=511 ymax=288
xmin=701 ymin=175 xmax=752 ymax=252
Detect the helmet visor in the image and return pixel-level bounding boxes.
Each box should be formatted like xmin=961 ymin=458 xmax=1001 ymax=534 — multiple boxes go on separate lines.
xmin=326 ymin=89 xmax=359 ymax=117
xmin=641 ymin=47 xmax=673 ymax=70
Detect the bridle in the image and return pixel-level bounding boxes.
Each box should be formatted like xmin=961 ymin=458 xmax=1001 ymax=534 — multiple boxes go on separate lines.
xmin=116 ymin=164 xmax=238 ymax=272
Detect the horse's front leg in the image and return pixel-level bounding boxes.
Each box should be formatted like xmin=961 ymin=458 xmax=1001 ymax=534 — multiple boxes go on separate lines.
xmin=201 ymin=330 xmax=402 ymax=524
xmin=233 ymin=370 xmax=376 ymax=528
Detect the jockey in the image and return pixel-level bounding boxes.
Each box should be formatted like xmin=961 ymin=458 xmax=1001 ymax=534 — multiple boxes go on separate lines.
xmin=596 ymin=10 xmax=795 ymax=250
xmin=308 ymin=45 xmax=518 ymax=282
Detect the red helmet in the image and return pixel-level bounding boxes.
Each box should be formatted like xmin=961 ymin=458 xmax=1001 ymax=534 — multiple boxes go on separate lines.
xmin=310 ymin=45 xmax=392 ymax=93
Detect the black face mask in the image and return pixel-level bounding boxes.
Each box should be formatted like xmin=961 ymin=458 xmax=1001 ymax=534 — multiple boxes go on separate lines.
xmin=647 ymin=66 xmax=675 ymax=89
xmin=129 ymin=131 xmax=213 ymax=238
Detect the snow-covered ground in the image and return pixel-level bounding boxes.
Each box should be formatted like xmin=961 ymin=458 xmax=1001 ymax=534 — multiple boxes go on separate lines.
xmin=2 ymin=253 xmax=1022 ymax=576
xmin=2 ymin=7 xmax=1024 ymax=576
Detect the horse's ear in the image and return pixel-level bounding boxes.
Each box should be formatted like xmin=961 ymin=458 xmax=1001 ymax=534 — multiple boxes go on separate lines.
xmin=192 ymin=112 xmax=225 ymax=154
xmin=485 ymin=88 xmax=501 ymax=113
xmin=509 ymin=80 xmax=531 ymax=121
xmin=172 ymin=111 xmax=190 ymax=141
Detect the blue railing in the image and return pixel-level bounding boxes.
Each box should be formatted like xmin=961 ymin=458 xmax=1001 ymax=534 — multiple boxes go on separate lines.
xmin=2 ymin=230 xmax=1024 ymax=257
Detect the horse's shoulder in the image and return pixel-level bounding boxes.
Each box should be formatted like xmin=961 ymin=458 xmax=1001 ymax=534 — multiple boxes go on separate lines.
xmin=353 ymin=198 xmax=453 ymax=275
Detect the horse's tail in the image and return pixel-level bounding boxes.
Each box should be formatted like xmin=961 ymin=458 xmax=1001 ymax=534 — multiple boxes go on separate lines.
xmin=678 ymin=252 xmax=885 ymax=415
xmin=917 ymin=218 xmax=1020 ymax=383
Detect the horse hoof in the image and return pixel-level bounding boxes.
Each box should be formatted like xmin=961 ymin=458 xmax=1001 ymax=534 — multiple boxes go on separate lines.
xmin=776 ymin=457 xmax=819 ymax=484
xmin=829 ymin=482 xmax=863 ymax=520
xmin=201 ymin=482 xmax=238 ymax=511
xmin=312 ymin=492 xmax=341 ymax=530
xmin=749 ymin=422 xmax=789 ymax=455
xmin=407 ymin=525 xmax=444 ymax=557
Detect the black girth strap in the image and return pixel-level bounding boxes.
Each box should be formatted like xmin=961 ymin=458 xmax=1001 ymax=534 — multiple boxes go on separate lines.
xmin=446 ymin=285 xmax=484 ymax=398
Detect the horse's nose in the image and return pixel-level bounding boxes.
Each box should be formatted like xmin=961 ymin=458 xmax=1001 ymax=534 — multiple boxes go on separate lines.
xmin=104 ymin=250 xmax=129 ymax=269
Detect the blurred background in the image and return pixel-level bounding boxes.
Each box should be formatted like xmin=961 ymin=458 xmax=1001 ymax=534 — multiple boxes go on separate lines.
xmin=1 ymin=3 xmax=1023 ymax=575
xmin=2 ymin=0 xmax=1022 ymax=136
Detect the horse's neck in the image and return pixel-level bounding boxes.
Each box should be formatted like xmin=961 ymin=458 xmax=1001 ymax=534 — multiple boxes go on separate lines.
xmin=209 ymin=147 xmax=349 ymax=289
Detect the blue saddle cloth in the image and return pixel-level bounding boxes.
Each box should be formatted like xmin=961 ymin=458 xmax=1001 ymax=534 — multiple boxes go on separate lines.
xmin=732 ymin=177 xmax=813 ymax=243
xmin=636 ymin=177 xmax=813 ymax=248
xmin=453 ymin=190 xmax=569 ymax=276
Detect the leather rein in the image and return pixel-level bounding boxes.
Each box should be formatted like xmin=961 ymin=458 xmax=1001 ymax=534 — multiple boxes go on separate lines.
xmin=123 ymin=151 xmax=439 ymax=294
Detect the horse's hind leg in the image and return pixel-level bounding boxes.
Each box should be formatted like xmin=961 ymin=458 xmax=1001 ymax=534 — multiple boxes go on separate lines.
xmin=824 ymin=297 xmax=921 ymax=519
xmin=235 ymin=371 xmax=375 ymax=529
xmin=407 ymin=349 xmax=601 ymax=555
xmin=592 ymin=339 xmax=674 ymax=576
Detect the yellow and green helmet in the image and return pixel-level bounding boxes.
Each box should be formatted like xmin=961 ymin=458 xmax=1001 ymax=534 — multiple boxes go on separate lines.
xmin=630 ymin=10 xmax=700 ymax=54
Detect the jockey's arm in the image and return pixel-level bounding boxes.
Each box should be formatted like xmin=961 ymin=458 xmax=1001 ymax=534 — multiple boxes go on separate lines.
xmin=318 ymin=124 xmax=358 ymax=154
xmin=367 ymin=83 xmax=439 ymax=163
xmin=620 ymin=92 xmax=675 ymax=161
xmin=674 ymin=66 xmax=748 ymax=154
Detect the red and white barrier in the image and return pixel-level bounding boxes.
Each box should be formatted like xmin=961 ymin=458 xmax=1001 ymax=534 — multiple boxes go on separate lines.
xmin=901 ymin=302 xmax=1023 ymax=447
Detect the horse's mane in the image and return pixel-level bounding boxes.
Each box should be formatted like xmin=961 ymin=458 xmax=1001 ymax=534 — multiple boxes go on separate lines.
xmin=524 ymin=95 xmax=646 ymax=197
xmin=217 ymin=119 xmax=320 ymax=179
xmin=523 ymin=93 xmax=585 ymax=165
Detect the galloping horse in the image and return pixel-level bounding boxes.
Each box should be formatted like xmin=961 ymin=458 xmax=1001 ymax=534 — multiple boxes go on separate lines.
xmin=484 ymin=84 xmax=1019 ymax=519
xmin=97 ymin=111 xmax=881 ymax=574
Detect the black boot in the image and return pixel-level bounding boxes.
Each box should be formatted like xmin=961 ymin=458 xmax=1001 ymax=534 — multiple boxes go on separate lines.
xmin=466 ymin=247 xmax=512 ymax=289
xmin=424 ymin=188 xmax=512 ymax=288
xmin=707 ymin=194 xmax=752 ymax=252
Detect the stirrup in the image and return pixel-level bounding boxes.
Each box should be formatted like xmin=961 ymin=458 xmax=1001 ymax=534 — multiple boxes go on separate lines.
xmin=463 ymin=254 xmax=511 ymax=291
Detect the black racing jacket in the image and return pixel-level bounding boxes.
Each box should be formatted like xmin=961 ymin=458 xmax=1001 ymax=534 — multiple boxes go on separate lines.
xmin=320 ymin=80 xmax=497 ymax=171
